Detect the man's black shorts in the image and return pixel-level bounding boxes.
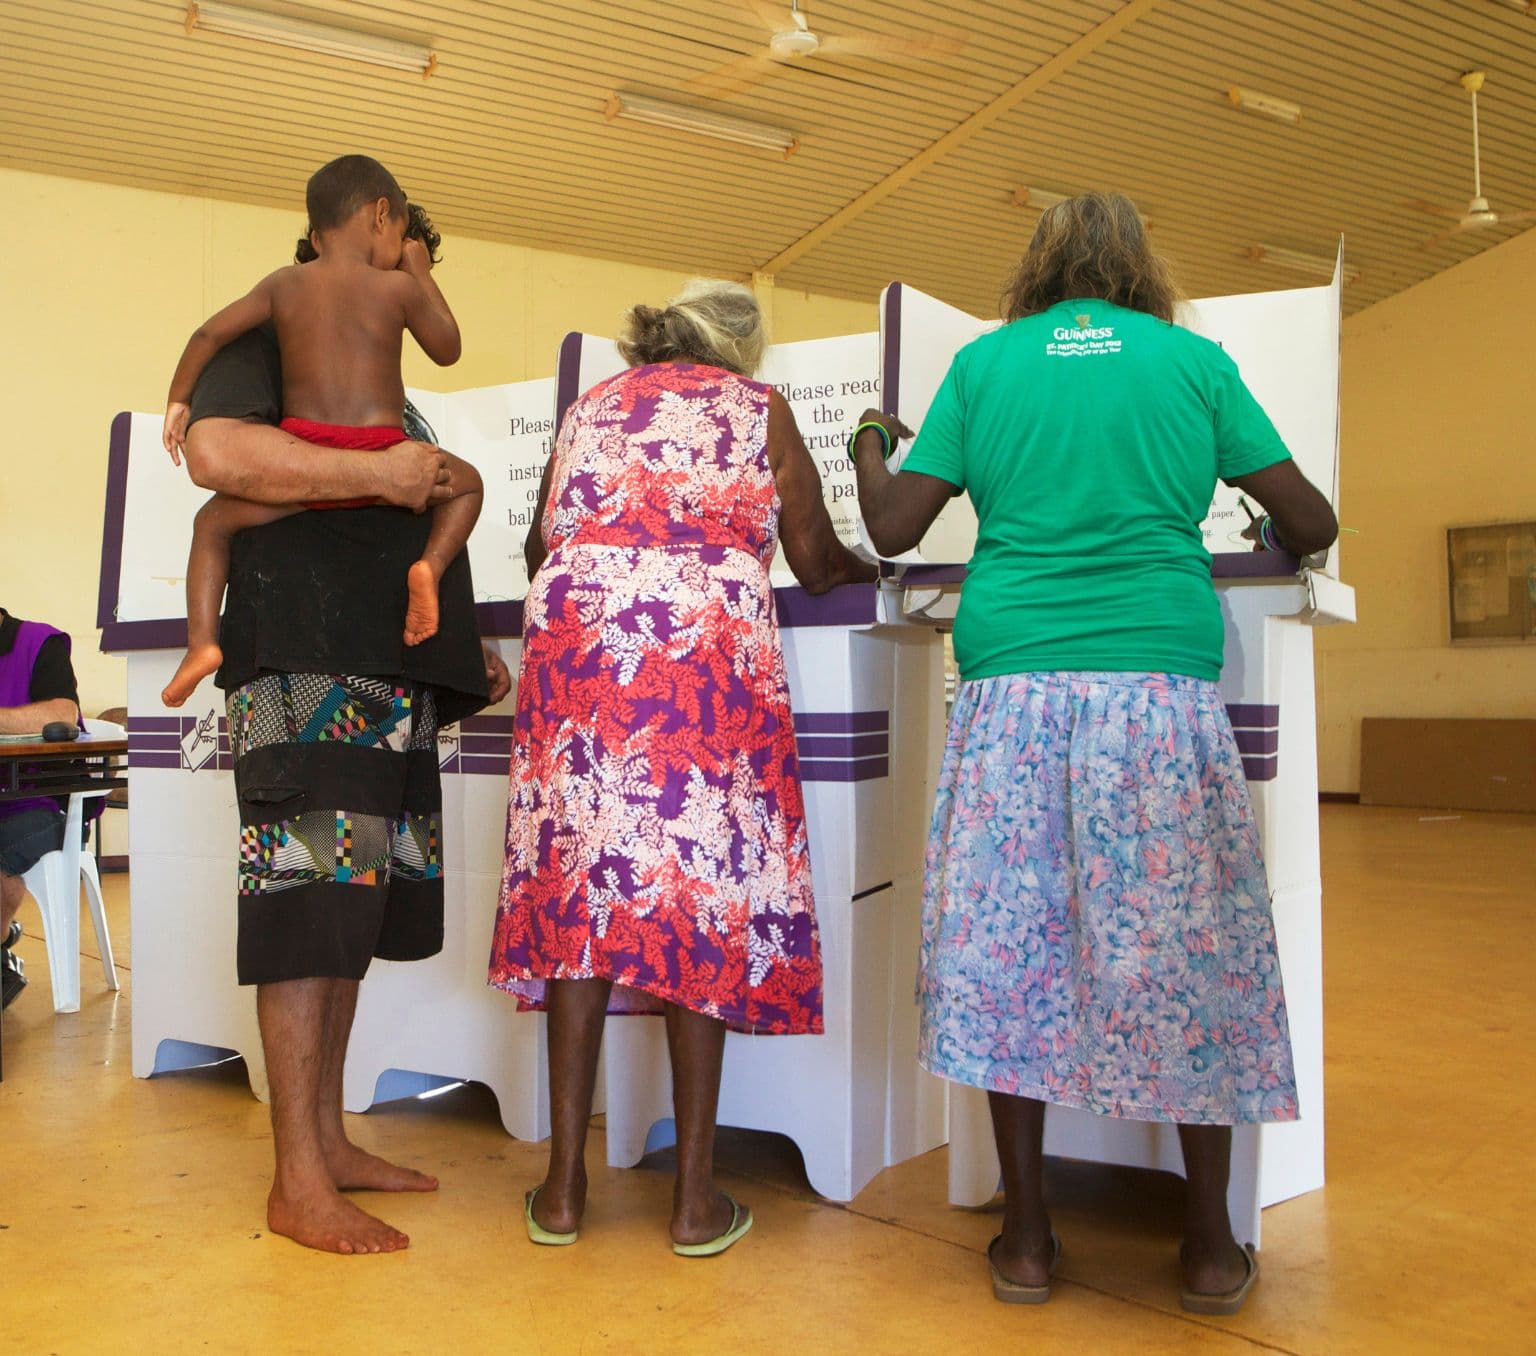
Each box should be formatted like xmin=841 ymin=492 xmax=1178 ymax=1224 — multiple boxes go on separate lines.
xmin=227 ymin=672 xmax=443 ymax=985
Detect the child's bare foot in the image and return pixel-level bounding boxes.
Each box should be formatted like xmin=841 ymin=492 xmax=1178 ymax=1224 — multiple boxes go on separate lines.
xmin=161 ymin=643 xmax=223 ymax=707
xmin=403 ymin=560 xmax=441 ymax=646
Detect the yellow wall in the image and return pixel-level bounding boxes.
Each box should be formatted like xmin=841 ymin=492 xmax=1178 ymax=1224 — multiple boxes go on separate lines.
xmin=0 ymin=167 xmax=875 ymax=715
xmin=1318 ymin=227 xmax=1536 ymax=791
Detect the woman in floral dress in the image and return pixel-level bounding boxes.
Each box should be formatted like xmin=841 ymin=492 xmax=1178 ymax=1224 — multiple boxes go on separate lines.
xmin=853 ymin=194 xmax=1339 ymax=1312
xmin=489 ymin=279 xmax=873 ymax=1254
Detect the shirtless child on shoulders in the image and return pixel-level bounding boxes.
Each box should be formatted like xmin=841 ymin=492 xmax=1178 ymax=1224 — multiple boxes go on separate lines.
xmin=160 ymin=153 xmax=481 ymax=707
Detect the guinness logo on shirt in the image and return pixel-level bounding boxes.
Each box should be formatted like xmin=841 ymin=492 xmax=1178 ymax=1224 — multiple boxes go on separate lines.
xmin=1047 ymin=316 xmax=1122 ymax=357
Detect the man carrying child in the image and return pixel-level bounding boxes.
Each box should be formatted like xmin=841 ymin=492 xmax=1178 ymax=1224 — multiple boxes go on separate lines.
xmin=174 ymin=156 xmax=508 ymax=1255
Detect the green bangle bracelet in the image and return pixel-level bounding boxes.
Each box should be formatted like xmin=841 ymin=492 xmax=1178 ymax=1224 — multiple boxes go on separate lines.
xmin=848 ymin=420 xmax=893 ymax=461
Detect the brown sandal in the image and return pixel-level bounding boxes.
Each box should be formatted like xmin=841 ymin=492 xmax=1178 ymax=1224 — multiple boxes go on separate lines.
xmin=1180 ymin=1243 xmax=1260 ymax=1315
xmin=988 ymin=1231 xmax=1062 ymax=1305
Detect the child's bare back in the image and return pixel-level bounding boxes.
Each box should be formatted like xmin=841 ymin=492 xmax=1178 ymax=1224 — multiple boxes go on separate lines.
xmin=225 ymin=244 xmax=460 ymax=430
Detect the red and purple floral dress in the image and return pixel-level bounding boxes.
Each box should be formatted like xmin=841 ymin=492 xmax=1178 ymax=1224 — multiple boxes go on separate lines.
xmin=487 ymin=363 xmax=823 ymax=1034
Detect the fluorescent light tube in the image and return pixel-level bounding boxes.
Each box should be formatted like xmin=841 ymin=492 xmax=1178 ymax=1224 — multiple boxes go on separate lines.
xmin=1011 ymin=186 xmax=1152 ymax=230
xmin=1226 ymin=86 xmax=1302 ymax=125
xmin=184 ymin=2 xmax=437 ymax=76
xmin=1247 ymin=245 xmax=1357 ymax=285
xmin=605 ymin=92 xmax=799 ymax=157
xmin=1009 ymin=187 xmax=1070 ymax=210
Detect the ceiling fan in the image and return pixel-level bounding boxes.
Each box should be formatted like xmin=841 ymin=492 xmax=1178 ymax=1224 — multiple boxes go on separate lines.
xmin=1407 ymin=70 xmax=1536 ymax=247
xmin=684 ymin=0 xmax=966 ymax=100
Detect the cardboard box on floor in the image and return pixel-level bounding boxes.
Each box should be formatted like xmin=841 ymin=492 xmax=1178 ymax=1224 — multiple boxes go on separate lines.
xmin=1361 ymin=718 xmax=1536 ymax=813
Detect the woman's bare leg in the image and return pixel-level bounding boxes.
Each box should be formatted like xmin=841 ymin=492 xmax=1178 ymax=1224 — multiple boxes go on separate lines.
xmin=531 ymin=977 xmax=612 ymax=1234
xmin=163 ymin=494 xmax=302 ymax=707
xmin=987 ymin=1092 xmax=1055 ymax=1285
xmin=404 ymin=452 xmax=483 ymax=646
xmin=1178 ymin=1124 xmax=1250 ymax=1295
xmin=664 ymin=1001 xmax=737 ymax=1246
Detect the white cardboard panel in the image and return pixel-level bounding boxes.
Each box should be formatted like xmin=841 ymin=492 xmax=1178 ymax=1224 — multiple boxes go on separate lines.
xmin=883 ymin=262 xmax=1343 ymax=570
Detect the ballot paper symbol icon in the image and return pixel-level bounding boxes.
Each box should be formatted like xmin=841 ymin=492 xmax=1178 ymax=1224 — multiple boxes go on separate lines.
xmin=180 ymin=711 xmax=219 ymax=773
xmin=437 ymin=729 xmax=461 ymax=773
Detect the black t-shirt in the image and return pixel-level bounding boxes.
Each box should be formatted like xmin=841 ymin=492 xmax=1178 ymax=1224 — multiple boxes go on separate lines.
xmin=0 ymin=611 xmax=80 ymax=707
xmin=187 ymin=326 xmax=488 ymax=725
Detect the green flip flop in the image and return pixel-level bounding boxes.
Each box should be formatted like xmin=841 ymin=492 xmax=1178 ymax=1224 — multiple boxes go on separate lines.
xmin=672 ymin=1194 xmax=754 ymax=1258
xmin=524 ymin=1186 xmax=578 ymax=1247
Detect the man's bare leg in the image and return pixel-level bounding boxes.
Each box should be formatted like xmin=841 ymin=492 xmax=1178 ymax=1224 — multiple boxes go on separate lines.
xmin=316 ymin=977 xmax=438 ymax=1192
xmin=257 ymin=977 xmax=409 ymax=1254
xmin=404 ymin=453 xmax=483 ymax=647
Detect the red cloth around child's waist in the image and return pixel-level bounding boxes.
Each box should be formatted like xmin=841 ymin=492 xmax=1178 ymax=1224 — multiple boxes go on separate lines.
xmin=280 ymin=417 xmax=405 ymax=510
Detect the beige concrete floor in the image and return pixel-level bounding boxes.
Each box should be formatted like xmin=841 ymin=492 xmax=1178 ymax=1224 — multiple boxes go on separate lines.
xmin=3 ymin=805 xmax=1533 ymax=1354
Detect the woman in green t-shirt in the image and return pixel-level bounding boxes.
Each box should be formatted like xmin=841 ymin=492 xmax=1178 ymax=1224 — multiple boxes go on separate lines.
xmin=853 ymin=192 xmax=1337 ymax=1315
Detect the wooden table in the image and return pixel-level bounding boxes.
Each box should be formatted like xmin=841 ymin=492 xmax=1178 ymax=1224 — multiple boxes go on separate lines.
xmin=0 ymin=733 xmax=127 ymax=1079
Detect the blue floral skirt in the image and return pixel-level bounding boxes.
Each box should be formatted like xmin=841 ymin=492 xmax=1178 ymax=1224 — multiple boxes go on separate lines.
xmin=916 ymin=671 xmax=1299 ymax=1125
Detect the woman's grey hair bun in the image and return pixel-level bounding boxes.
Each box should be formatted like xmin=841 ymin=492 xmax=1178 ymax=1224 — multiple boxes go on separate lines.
xmin=618 ymin=278 xmax=767 ymax=377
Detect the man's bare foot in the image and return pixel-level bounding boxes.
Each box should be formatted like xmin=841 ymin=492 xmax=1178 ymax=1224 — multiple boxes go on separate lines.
xmin=161 ymin=643 xmax=223 ymax=708
xmin=325 ymin=1140 xmax=439 ymax=1193
xmin=403 ymin=560 xmax=441 ymax=646
xmin=670 ymin=1188 xmax=738 ymax=1247
xmin=267 ymin=1184 xmax=410 ymax=1255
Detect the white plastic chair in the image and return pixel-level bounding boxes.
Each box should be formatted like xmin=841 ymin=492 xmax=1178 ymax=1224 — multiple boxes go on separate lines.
xmin=20 ymin=718 xmax=123 ymax=1013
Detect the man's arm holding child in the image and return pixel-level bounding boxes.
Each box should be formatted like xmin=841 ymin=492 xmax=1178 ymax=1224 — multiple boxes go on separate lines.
xmin=183 ymin=420 xmax=455 ymax=514
xmin=164 ymin=272 xmax=287 ymax=457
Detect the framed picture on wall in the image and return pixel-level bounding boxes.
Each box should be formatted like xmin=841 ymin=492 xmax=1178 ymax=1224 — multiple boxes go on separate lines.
xmin=1447 ymin=521 xmax=1536 ymax=645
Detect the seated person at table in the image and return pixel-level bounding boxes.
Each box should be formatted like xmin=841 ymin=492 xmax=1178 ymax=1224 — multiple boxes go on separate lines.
xmin=159 ymin=154 xmax=481 ymax=708
xmin=0 ymin=606 xmax=83 ymax=1009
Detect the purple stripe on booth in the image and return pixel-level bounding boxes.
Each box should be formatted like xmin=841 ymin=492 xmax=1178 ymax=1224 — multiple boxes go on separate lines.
xmin=796 ymin=733 xmax=889 ymax=759
xmin=217 ymin=754 xmax=234 ymax=771
xmin=897 ymin=563 xmax=968 ymax=586
xmin=97 ymin=411 xmax=132 ymax=634
xmin=773 ymin=583 xmax=878 ymax=629
xmin=127 ymin=716 xmax=182 ymax=733
xmin=1242 ymin=754 xmax=1279 ymax=782
xmin=881 ymin=282 xmax=902 ymax=416
xmin=460 ymin=734 xmax=513 ymax=755
xmin=460 ymin=715 xmax=516 ymax=734
xmin=127 ymin=735 xmax=183 ymax=752
xmin=555 ymin=331 xmax=584 ymax=428
xmin=1227 ymin=703 xmax=1280 ymax=728
xmin=799 ymin=757 xmax=889 ymax=783
xmin=1233 ymin=728 xmax=1280 ymax=756
xmin=794 ymin=711 xmax=889 ymax=734
xmin=458 ymin=754 xmax=511 ymax=776
xmin=475 ymin=600 xmax=524 ymax=638
xmin=1210 ymin=552 xmax=1301 ymax=579
xmin=128 ymin=752 xmax=182 ymax=770
xmin=103 ymin=617 xmax=189 ymax=651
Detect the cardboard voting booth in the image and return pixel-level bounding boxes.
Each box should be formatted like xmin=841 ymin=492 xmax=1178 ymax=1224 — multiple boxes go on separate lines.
xmin=553 ymin=331 xmax=950 ymax=1200
xmin=100 ymin=382 xmax=557 ymax=1138
xmin=882 ymin=261 xmax=1353 ymax=1245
